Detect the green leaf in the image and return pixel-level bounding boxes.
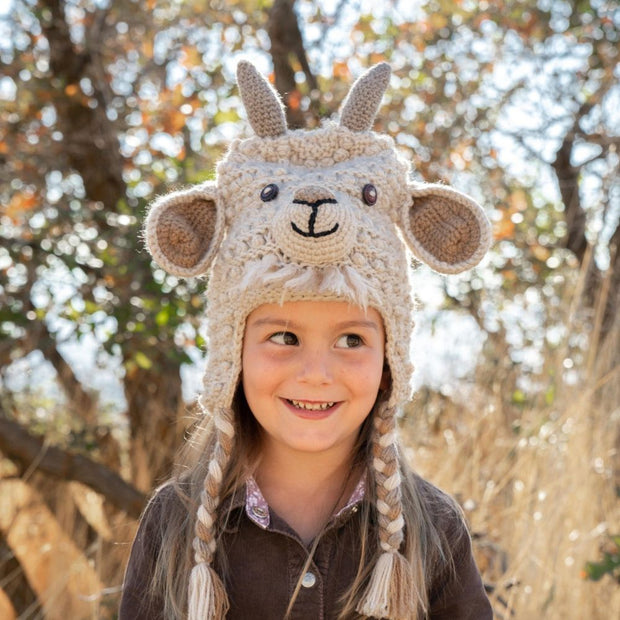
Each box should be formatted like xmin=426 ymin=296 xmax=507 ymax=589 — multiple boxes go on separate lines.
xmin=134 ymin=351 xmax=152 ymax=370
xmin=213 ymin=109 xmax=240 ymax=125
xmin=583 ymin=536 xmax=620 ymax=582
xmin=155 ymin=306 xmax=170 ymax=326
xmin=544 ymin=385 xmax=555 ymax=405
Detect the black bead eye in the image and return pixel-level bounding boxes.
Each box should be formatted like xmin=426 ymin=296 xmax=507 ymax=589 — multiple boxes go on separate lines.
xmin=362 ymin=183 xmax=377 ymax=206
xmin=260 ymin=183 xmax=279 ymax=202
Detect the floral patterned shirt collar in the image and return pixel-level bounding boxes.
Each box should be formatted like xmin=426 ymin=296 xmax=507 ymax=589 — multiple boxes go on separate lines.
xmin=245 ymin=471 xmax=367 ymax=529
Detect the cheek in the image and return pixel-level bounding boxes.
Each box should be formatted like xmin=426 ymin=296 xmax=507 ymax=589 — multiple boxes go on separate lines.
xmin=348 ymin=356 xmax=385 ymax=396
xmin=241 ymin=344 xmax=280 ymax=403
xmin=241 ymin=368 xmax=264 ymax=420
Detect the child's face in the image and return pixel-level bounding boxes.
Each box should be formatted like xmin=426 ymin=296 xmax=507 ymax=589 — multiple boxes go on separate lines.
xmin=242 ymin=300 xmax=387 ymax=460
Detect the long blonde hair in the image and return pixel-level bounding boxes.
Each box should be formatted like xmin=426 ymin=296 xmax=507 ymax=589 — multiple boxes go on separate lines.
xmin=143 ymin=386 xmax=459 ymax=619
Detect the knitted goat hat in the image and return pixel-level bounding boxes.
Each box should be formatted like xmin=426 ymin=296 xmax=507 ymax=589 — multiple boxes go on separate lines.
xmin=145 ymin=61 xmax=491 ymax=619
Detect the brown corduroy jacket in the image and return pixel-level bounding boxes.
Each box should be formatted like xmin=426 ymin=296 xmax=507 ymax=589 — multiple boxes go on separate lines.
xmin=120 ymin=475 xmax=492 ymax=619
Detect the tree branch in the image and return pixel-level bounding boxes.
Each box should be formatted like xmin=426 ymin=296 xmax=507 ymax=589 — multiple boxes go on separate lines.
xmin=316 ymin=0 xmax=352 ymax=45
xmin=267 ymin=0 xmax=317 ymax=129
xmin=602 ymin=221 xmax=620 ymax=340
xmin=0 ymin=414 xmax=146 ymax=519
xmin=38 ymin=0 xmax=126 ymax=211
xmin=37 ymin=322 xmax=98 ymax=425
xmin=550 ymin=100 xmax=593 ymax=261
xmin=580 ymin=134 xmax=620 ymax=148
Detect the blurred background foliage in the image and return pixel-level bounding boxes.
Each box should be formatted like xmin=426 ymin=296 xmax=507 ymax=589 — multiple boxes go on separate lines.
xmin=0 ymin=0 xmax=618 ymax=617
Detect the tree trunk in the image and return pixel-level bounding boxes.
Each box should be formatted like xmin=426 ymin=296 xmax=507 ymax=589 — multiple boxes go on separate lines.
xmin=551 ymin=106 xmax=619 ymax=345
xmin=40 ymin=0 xmax=126 ymax=211
xmin=267 ymin=0 xmax=317 ymax=129
xmin=36 ymin=0 xmax=184 ymax=491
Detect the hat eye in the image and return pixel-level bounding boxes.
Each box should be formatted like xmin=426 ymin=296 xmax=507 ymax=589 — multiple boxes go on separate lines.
xmin=260 ymin=183 xmax=279 ymax=202
xmin=362 ymin=183 xmax=377 ymax=206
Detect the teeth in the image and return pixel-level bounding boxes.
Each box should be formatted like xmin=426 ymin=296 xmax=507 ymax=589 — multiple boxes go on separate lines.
xmin=289 ymin=399 xmax=335 ymax=411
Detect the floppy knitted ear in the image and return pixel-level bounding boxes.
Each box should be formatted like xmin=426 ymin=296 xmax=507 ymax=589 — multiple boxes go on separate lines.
xmin=144 ymin=182 xmax=224 ymax=277
xmin=401 ymin=183 xmax=492 ymax=274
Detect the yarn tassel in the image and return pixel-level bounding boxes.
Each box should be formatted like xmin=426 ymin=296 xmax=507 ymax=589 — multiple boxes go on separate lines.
xmin=188 ymin=561 xmax=229 ymax=620
xmin=356 ymin=551 xmax=414 ymax=620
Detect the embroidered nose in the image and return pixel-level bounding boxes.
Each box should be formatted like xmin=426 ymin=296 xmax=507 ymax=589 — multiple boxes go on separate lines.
xmin=273 ymin=185 xmax=354 ymax=265
xmin=293 ymin=186 xmax=337 ymax=205
xmin=292 ymin=186 xmax=339 ymax=238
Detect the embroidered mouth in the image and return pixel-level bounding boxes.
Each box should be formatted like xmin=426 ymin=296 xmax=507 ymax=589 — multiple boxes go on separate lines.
xmin=287 ymin=399 xmax=336 ymax=411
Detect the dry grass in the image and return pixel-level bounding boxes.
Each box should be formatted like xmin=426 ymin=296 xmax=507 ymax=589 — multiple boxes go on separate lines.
xmin=401 ymin=320 xmax=619 ymax=618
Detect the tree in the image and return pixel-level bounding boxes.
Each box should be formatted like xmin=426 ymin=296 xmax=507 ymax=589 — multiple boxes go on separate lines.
xmin=1 ymin=0 xmax=224 ymax=492
xmin=0 ymin=0 xmax=618 ymax=615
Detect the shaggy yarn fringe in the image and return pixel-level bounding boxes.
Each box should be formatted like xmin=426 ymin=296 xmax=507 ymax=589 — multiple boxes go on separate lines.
xmin=239 ymin=255 xmax=382 ymax=310
xmin=188 ymin=561 xmax=230 ymax=620
xmin=356 ymin=551 xmax=415 ymax=620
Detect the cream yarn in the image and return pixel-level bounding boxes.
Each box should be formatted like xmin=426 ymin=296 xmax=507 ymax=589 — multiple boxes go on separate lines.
xmin=144 ymin=60 xmax=492 ymax=619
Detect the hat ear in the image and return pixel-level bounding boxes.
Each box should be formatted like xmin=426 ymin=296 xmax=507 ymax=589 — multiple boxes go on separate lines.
xmin=401 ymin=183 xmax=492 ymax=274
xmin=339 ymin=62 xmax=391 ymax=132
xmin=144 ymin=182 xmax=224 ymax=277
xmin=237 ymin=60 xmax=287 ymax=138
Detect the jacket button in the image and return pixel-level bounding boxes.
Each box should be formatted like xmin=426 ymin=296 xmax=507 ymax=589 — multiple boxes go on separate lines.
xmin=251 ymin=505 xmax=268 ymax=518
xmin=301 ymin=571 xmax=317 ymax=588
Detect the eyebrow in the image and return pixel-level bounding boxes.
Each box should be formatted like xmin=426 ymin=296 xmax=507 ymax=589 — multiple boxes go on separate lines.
xmin=249 ymin=317 xmax=380 ymax=331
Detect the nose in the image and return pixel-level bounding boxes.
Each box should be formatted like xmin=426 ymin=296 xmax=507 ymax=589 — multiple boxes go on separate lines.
xmin=297 ymin=347 xmax=333 ymax=385
xmin=290 ymin=186 xmax=340 ymax=240
xmin=293 ymin=186 xmax=337 ymax=207
xmin=273 ymin=183 xmax=354 ymax=265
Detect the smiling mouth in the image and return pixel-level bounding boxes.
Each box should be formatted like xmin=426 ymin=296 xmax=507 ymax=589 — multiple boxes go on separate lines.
xmin=287 ymin=399 xmax=336 ymax=411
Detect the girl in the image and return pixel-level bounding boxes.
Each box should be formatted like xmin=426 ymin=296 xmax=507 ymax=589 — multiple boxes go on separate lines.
xmin=120 ymin=61 xmax=493 ymax=619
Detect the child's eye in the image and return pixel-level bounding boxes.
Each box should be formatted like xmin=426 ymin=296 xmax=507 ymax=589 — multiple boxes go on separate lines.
xmin=335 ymin=334 xmax=363 ymax=349
xmin=269 ymin=331 xmax=298 ymax=346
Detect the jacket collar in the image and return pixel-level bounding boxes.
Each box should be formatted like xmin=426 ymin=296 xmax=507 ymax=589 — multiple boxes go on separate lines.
xmin=218 ymin=471 xmax=367 ymax=534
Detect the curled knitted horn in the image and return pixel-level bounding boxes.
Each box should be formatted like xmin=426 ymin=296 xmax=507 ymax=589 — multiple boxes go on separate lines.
xmin=237 ymin=60 xmax=287 ymax=137
xmin=339 ymin=62 xmax=391 ymax=132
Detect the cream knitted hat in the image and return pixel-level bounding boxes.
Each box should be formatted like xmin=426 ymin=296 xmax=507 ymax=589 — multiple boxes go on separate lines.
xmin=145 ymin=61 xmax=491 ymax=619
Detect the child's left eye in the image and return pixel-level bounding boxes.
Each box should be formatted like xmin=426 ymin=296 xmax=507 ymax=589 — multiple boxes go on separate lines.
xmin=335 ymin=334 xmax=363 ymax=349
xmin=269 ymin=331 xmax=298 ymax=346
